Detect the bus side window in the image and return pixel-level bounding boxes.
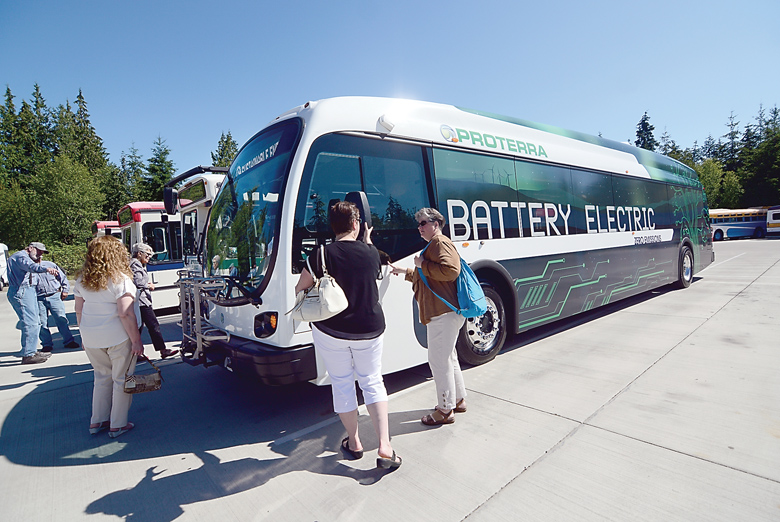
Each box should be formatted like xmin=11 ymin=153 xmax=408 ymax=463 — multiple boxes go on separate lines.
xmin=293 ymin=134 xmax=431 ymax=273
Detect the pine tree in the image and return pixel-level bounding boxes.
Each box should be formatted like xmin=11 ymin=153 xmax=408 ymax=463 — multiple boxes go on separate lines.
xmin=144 ymin=136 xmax=175 ymax=201
xmin=211 ymin=131 xmax=239 ymax=168
xmin=634 ymin=112 xmax=658 ymax=151
xmin=0 ymin=87 xmax=20 ymax=183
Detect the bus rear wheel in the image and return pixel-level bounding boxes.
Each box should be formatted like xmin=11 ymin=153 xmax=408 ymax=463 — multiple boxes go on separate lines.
xmin=713 ymin=229 xmax=723 ymax=241
xmin=456 ymin=286 xmax=507 ymax=366
xmin=676 ymin=245 xmax=694 ymax=289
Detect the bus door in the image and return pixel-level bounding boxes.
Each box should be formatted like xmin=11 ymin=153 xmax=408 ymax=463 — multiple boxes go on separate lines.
xmin=292 ymin=133 xmax=434 ymax=374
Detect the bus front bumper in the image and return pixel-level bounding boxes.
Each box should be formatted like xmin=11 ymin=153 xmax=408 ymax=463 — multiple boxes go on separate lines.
xmin=200 ymin=337 xmax=317 ymax=386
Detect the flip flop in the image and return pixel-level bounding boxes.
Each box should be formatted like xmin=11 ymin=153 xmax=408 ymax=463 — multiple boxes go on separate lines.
xmin=376 ymin=451 xmax=402 ymax=470
xmin=89 ymin=421 xmax=110 ymax=435
xmin=340 ymin=437 xmax=364 ymax=460
xmin=109 ymin=422 xmax=135 ymax=439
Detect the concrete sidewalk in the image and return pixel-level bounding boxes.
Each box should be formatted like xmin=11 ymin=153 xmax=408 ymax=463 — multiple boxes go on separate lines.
xmin=1 ymin=239 xmax=779 ymax=521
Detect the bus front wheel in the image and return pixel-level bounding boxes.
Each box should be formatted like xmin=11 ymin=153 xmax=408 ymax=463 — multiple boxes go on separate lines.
xmin=456 ymin=286 xmax=507 ymax=366
xmin=676 ymin=245 xmax=694 ymax=289
xmin=753 ymin=227 xmax=766 ymax=239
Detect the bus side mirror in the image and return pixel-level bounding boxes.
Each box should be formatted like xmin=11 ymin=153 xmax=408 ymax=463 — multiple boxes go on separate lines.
xmin=345 ymin=191 xmax=372 ymax=241
xmin=163 ymin=187 xmax=178 ymax=215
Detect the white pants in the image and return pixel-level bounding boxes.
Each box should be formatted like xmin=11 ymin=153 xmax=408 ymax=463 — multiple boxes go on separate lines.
xmin=427 ymin=312 xmax=467 ymax=410
xmin=312 ymin=327 xmax=387 ymax=414
xmin=84 ymin=338 xmax=136 ymax=429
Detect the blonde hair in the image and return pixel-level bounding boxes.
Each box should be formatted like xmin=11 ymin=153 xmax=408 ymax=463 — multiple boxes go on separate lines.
xmin=77 ymin=235 xmax=132 ymax=292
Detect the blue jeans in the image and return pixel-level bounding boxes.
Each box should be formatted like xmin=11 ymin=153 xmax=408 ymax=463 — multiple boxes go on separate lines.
xmin=38 ymin=293 xmax=75 ymax=347
xmin=7 ymin=285 xmax=41 ymax=357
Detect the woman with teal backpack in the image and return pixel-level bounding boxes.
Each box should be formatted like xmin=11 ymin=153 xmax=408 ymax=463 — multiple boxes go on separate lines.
xmin=390 ymin=207 xmax=468 ymax=426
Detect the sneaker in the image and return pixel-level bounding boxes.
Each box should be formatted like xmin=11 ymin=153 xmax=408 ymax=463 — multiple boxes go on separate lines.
xmin=64 ymin=340 xmax=80 ymax=349
xmin=22 ymin=353 xmax=50 ymax=365
xmin=41 ymin=346 xmax=54 ymax=353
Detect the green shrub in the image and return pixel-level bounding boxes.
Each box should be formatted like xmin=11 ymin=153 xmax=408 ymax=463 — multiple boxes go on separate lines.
xmin=46 ymin=242 xmax=88 ymax=277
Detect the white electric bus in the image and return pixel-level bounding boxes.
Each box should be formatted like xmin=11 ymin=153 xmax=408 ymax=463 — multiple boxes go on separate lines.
xmin=177 ymin=97 xmax=713 ymax=386
xmin=117 ymin=201 xmax=182 ymax=312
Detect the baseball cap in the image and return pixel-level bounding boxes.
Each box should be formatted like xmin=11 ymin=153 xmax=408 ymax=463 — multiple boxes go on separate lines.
xmin=28 ymin=242 xmax=48 ymax=253
xmin=132 ymin=243 xmax=154 ymax=256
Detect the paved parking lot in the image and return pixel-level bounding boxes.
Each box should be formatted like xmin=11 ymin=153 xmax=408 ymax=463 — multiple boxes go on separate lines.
xmin=1 ymin=238 xmax=779 ymax=521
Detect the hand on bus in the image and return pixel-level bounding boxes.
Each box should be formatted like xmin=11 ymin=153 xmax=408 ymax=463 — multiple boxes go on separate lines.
xmin=148 ymin=283 xmax=155 ymax=291
xmin=388 ymin=263 xmax=405 ymax=276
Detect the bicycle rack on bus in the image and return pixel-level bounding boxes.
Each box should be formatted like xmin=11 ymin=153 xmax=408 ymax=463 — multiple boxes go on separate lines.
xmin=177 ymin=270 xmax=231 ymax=367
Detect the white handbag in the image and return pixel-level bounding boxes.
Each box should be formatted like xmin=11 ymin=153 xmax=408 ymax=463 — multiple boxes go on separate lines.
xmin=287 ymin=245 xmax=348 ymax=322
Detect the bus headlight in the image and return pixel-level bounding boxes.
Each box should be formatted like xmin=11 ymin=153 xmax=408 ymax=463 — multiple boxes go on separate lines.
xmin=254 ymin=312 xmax=278 ymax=338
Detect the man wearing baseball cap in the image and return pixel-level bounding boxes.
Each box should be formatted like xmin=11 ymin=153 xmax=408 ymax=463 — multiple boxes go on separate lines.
xmin=6 ymin=242 xmax=59 ymax=364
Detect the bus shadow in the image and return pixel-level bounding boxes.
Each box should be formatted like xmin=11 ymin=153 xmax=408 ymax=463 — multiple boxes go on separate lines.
xmin=0 ymin=321 xmax=433 ymax=520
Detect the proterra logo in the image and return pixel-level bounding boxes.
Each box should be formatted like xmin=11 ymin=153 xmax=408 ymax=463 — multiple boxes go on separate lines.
xmin=440 ymin=125 xmax=459 ymax=143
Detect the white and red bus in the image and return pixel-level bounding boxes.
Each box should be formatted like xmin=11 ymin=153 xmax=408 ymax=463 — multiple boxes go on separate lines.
xmin=90 ymin=220 xmax=121 ymax=239
xmin=116 ymin=201 xmax=182 ymax=311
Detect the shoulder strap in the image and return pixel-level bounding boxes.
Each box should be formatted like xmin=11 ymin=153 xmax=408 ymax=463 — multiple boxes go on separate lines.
xmin=320 ymin=244 xmax=329 ymax=276
xmin=305 ymin=250 xmax=318 ymax=281
xmin=417 ymin=267 xmax=457 ymax=313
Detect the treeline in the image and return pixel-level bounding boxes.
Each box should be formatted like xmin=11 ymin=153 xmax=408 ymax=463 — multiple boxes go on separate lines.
xmin=0 ymin=85 xmax=238 ymax=269
xmin=633 ymin=106 xmax=780 ymax=209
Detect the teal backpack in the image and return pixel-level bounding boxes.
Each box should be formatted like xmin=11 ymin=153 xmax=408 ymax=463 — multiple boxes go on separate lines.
xmin=417 ymin=243 xmax=487 ymax=319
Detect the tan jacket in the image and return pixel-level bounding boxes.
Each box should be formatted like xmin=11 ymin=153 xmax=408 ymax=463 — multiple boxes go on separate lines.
xmin=404 ymin=234 xmax=461 ymax=324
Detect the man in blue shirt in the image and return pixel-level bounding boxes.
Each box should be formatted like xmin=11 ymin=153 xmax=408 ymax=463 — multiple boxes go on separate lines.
xmin=36 ymin=257 xmax=80 ymax=352
xmin=6 ymin=242 xmax=59 ymax=364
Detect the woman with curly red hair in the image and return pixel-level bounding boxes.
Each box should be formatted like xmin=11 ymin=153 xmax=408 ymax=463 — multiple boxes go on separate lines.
xmin=74 ymin=235 xmax=144 ymax=438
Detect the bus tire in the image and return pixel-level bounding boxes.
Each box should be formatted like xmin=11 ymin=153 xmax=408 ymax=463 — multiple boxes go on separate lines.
xmin=753 ymin=227 xmax=766 ymax=239
xmin=676 ymin=245 xmax=694 ymax=289
xmin=713 ymin=229 xmax=723 ymax=241
xmin=456 ymin=286 xmax=507 ymax=366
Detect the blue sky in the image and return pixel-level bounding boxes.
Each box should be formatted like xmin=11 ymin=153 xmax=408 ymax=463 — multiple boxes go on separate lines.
xmin=2 ymin=0 xmax=778 ymax=174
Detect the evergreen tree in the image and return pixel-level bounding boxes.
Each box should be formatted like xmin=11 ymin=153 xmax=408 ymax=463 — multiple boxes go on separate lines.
xmin=211 ymin=131 xmax=239 ymax=168
xmin=74 ymin=89 xmax=109 ymax=173
xmin=52 ymin=101 xmax=78 ymax=159
xmin=722 ymin=112 xmax=741 ymax=172
xmin=122 ymin=145 xmax=146 ymax=200
xmin=0 ymin=87 xmax=20 ymax=183
xmin=143 ymin=136 xmax=175 ymax=201
xmin=634 ymin=112 xmax=658 ymax=151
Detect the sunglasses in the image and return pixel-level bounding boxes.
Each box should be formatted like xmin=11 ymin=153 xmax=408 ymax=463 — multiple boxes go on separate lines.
xmin=417 ymin=220 xmax=432 ymax=228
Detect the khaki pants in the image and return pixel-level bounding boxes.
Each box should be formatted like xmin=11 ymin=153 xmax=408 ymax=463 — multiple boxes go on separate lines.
xmin=427 ymin=312 xmax=467 ymax=410
xmin=84 ymin=338 xmax=136 ymax=429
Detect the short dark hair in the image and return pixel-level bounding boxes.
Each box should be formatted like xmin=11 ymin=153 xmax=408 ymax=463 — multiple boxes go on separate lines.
xmin=329 ymin=200 xmax=360 ymax=235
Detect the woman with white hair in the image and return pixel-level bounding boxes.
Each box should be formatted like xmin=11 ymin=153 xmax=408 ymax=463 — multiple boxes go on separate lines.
xmin=390 ymin=207 xmax=467 ymax=426
xmin=129 ymin=243 xmax=178 ymax=359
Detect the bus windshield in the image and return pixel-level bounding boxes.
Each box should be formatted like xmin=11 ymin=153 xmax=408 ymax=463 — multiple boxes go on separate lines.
xmin=206 ymin=119 xmax=301 ymax=292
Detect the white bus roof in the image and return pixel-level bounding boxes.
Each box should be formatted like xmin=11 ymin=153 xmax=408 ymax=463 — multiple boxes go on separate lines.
xmin=261 ymin=96 xmax=699 ymax=186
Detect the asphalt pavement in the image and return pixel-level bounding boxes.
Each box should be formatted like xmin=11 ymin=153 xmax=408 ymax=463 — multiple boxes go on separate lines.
xmin=1 ymin=238 xmax=779 ymax=521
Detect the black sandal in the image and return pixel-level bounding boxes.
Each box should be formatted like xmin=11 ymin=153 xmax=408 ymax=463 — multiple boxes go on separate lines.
xmin=376 ymin=451 xmax=402 ymax=470
xmin=341 ymin=437 xmax=363 ymax=460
